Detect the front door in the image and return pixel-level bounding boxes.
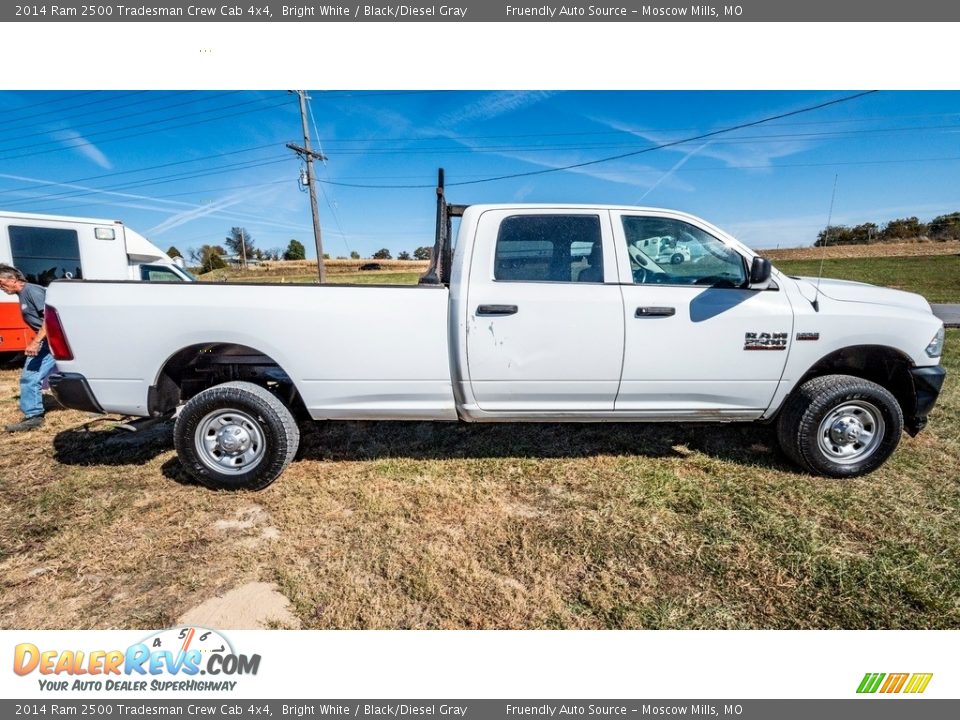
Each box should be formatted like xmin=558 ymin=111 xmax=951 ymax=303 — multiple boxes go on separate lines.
xmin=613 ymin=212 xmax=793 ymax=415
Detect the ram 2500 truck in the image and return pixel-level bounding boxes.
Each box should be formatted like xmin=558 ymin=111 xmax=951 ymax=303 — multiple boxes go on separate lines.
xmin=45 ymin=176 xmax=946 ymax=490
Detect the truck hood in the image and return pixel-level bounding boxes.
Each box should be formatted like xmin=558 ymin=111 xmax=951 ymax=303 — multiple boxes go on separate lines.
xmin=792 ymin=276 xmax=932 ymax=314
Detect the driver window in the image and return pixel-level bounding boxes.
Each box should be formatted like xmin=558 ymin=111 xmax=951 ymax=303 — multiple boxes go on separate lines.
xmin=621 ymin=216 xmax=746 ymax=287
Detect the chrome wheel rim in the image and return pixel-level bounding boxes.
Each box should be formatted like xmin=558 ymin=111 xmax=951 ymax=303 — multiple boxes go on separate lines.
xmin=195 ymin=409 xmax=266 ymax=474
xmin=816 ymin=400 xmax=885 ymax=465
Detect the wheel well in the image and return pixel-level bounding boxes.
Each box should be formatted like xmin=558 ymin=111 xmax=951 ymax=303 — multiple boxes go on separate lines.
xmin=796 ymin=345 xmax=916 ymax=419
xmin=149 ymin=343 xmax=306 ymax=418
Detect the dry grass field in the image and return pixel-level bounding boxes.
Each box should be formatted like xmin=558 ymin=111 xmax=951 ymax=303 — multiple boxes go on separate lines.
xmin=762 ymin=240 xmax=960 ymax=261
xmin=1 ymin=329 xmax=957 ymax=630
xmin=2 ymin=249 xmax=958 ymax=630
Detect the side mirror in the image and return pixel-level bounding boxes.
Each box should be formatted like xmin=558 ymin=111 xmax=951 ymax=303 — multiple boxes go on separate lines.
xmin=749 ymin=256 xmax=772 ymax=288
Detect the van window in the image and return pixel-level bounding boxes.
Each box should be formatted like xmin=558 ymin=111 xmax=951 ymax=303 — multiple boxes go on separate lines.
xmin=494 ymin=215 xmax=603 ymax=283
xmin=140 ymin=264 xmax=185 ymax=282
xmin=9 ymin=225 xmax=82 ymax=286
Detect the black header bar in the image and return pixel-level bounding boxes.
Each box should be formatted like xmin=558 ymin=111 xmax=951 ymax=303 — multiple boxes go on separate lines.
xmin=5 ymin=1 xmax=960 ymax=22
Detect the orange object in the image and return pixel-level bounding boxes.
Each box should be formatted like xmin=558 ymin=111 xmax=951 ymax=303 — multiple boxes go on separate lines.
xmin=0 ymin=301 xmax=34 ymax=353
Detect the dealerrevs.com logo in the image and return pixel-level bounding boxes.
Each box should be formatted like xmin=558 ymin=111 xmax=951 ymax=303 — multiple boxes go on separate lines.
xmin=857 ymin=673 xmax=933 ymax=694
xmin=13 ymin=627 xmax=260 ymax=692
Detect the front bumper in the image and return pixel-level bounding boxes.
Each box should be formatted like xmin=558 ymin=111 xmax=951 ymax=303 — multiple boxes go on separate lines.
xmin=49 ymin=372 xmax=104 ymax=414
xmin=905 ymin=365 xmax=947 ymax=436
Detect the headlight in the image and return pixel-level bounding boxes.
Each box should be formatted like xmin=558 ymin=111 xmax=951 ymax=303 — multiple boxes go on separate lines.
xmin=925 ymin=327 xmax=945 ymax=358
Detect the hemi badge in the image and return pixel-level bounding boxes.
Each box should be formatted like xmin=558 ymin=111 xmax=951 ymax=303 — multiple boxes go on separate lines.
xmin=797 ymin=332 xmax=820 ymax=341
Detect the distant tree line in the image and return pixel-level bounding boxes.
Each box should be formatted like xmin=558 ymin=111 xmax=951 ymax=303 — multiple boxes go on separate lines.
xmin=816 ymin=212 xmax=960 ymax=246
xmin=173 ymin=230 xmax=434 ymax=274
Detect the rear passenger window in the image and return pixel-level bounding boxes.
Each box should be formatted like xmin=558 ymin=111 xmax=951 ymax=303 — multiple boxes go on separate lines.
xmin=9 ymin=225 xmax=82 ymax=286
xmin=494 ymin=215 xmax=603 ymax=283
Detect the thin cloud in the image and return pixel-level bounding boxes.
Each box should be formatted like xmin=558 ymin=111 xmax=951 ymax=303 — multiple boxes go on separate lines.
xmin=0 ymin=172 xmax=192 ymax=209
xmin=147 ymin=192 xmax=252 ymax=235
xmin=437 ymin=91 xmax=557 ymax=128
xmin=51 ymin=129 xmax=113 ymax=169
xmin=470 ymin=144 xmax=696 ymax=193
xmin=638 ymin=141 xmax=711 ymax=201
xmin=599 ymin=117 xmax=812 ymax=170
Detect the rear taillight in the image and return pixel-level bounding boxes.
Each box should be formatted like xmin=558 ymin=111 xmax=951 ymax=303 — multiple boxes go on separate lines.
xmin=45 ymin=305 xmax=74 ymax=361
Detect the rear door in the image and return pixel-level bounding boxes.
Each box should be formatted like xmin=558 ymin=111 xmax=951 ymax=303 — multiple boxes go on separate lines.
xmin=465 ymin=209 xmax=625 ymax=412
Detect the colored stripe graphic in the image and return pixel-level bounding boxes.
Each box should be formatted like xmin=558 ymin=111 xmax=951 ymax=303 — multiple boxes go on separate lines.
xmin=904 ymin=674 xmax=934 ymax=694
xmin=857 ymin=673 xmax=885 ymax=693
xmin=880 ymin=673 xmax=909 ymax=693
xmin=857 ymin=672 xmax=932 ymax=694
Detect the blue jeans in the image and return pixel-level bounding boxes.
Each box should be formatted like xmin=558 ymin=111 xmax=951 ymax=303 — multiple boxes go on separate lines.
xmin=20 ymin=342 xmax=56 ymax=418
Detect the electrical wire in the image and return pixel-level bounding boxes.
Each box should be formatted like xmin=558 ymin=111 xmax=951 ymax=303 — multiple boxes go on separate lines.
xmin=0 ymin=95 xmax=295 ymax=161
xmin=0 ymin=91 xmax=244 ymax=144
xmin=317 ymin=91 xmax=882 ymax=189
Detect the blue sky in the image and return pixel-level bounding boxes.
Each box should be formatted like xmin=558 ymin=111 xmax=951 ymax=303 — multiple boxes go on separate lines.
xmin=0 ymin=89 xmax=958 ymax=259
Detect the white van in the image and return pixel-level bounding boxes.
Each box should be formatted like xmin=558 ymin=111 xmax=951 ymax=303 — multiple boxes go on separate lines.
xmin=0 ymin=210 xmax=193 ymax=354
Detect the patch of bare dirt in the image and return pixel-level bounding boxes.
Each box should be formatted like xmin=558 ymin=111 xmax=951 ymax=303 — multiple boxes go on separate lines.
xmin=177 ymin=582 xmax=300 ymax=629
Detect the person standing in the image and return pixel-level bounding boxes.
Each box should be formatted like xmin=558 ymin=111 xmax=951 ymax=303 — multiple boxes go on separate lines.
xmin=0 ymin=264 xmax=56 ymax=432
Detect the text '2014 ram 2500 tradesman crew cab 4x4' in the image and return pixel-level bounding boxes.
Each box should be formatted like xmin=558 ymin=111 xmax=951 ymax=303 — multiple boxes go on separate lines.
xmin=45 ymin=174 xmax=946 ymax=490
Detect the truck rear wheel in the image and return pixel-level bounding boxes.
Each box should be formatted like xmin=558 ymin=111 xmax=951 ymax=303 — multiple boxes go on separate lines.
xmin=776 ymin=374 xmax=903 ymax=478
xmin=174 ymin=381 xmax=299 ymax=490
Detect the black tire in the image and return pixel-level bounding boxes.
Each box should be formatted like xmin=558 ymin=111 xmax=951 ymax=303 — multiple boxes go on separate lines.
xmin=671 ymin=253 xmax=684 ymax=265
xmin=776 ymin=374 xmax=903 ymax=478
xmin=173 ymin=381 xmax=300 ymax=490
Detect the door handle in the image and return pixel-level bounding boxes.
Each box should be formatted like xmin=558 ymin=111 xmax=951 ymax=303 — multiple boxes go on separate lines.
xmin=635 ymin=306 xmax=675 ymax=317
xmin=477 ymin=304 xmax=518 ymax=316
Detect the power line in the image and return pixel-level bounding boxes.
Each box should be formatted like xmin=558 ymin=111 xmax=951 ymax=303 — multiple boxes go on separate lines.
xmin=303 ymin=123 xmax=960 ymax=157
xmin=306 ymin=111 xmax=960 ymax=145
xmin=307 ymin=94 xmax=353 ymax=257
xmin=0 ymin=94 xmax=293 ymax=157
xmin=317 ymin=91 xmax=881 ymax=189
xmin=0 ymin=91 xmax=149 ymax=127
xmin=4 ymin=157 xmax=293 ymax=209
xmin=0 ymin=141 xmax=284 ymax=197
xmin=0 ymin=95 xmax=295 ymax=162
xmin=0 ymin=91 xmax=244 ymax=144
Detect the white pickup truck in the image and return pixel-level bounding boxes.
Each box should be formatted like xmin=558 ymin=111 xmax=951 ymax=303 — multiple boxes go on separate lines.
xmin=45 ymin=174 xmax=946 ymax=490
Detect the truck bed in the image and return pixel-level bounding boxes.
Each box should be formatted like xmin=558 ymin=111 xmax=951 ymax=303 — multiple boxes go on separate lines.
xmin=46 ymin=281 xmax=457 ymax=421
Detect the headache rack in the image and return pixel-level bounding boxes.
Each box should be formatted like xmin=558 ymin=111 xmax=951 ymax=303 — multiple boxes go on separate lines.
xmin=418 ymin=168 xmax=468 ymax=287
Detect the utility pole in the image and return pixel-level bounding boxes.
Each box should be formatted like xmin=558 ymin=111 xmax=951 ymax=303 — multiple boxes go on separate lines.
xmin=287 ymin=90 xmax=328 ymax=283
xmin=240 ymin=227 xmax=247 ymax=270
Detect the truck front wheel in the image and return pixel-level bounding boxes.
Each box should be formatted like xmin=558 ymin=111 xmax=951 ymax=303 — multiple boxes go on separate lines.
xmin=174 ymin=381 xmax=300 ymax=490
xmin=776 ymin=374 xmax=903 ymax=478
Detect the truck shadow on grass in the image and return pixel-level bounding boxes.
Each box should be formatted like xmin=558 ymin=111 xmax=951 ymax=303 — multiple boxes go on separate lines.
xmin=52 ymin=420 xmax=175 ymax=468
xmin=53 ymin=418 xmax=795 ymax=484
xmin=296 ymin=420 xmax=792 ymax=469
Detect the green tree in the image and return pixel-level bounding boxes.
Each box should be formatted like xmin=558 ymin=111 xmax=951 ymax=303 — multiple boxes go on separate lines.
xmin=413 ymin=246 xmax=432 ymax=260
xmin=166 ymin=246 xmax=183 ymax=259
xmin=373 ymin=248 xmax=392 ymax=260
xmin=816 ymin=223 xmax=878 ymax=246
xmin=195 ymin=245 xmax=226 ymax=273
xmin=225 ymin=227 xmax=255 ymax=261
xmin=881 ymin=217 xmax=928 ymax=241
xmin=350 ymin=250 xmax=361 ymax=260
xmin=929 ymin=212 xmax=960 ymax=240
xmin=397 ymin=250 xmax=411 ymax=260
xmin=283 ymin=239 xmax=306 ymax=261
